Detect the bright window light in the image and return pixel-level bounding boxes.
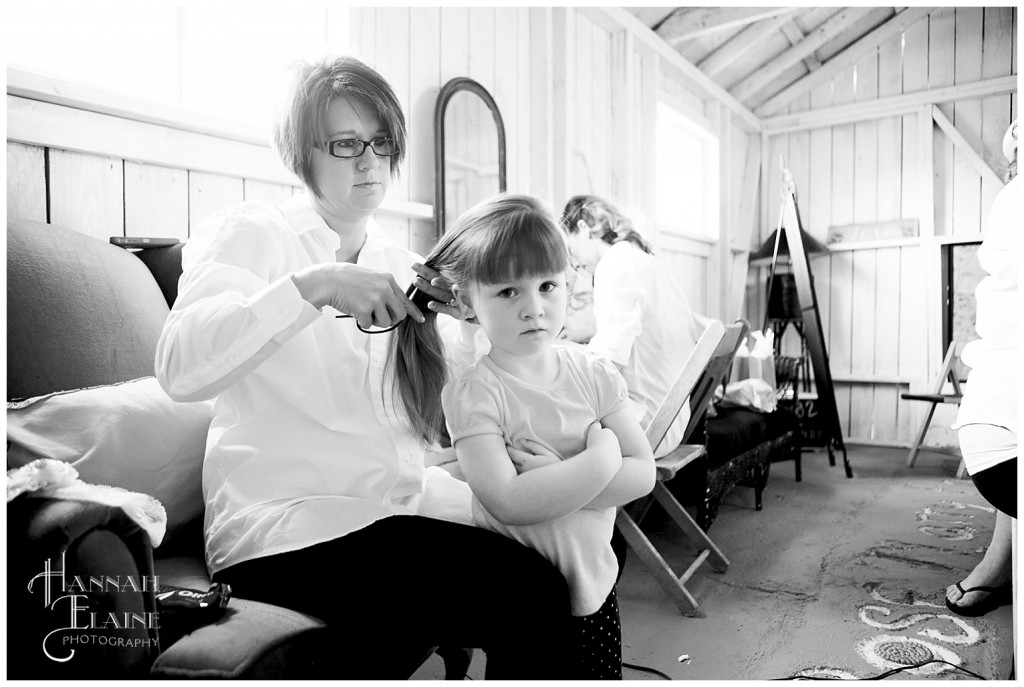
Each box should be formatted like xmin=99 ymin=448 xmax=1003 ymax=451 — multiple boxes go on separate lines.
xmin=655 ymin=101 xmax=720 ymax=240
xmin=4 ymin=6 xmax=347 ymax=130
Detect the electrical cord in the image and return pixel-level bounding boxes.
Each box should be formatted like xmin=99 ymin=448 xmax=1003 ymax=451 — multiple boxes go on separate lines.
xmin=777 ymin=658 xmax=988 ymax=680
xmin=623 ymin=661 xmax=674 ymax=680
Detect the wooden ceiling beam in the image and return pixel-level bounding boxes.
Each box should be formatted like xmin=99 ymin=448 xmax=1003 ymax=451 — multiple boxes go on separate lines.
xmin=698 ymin=13 xmax=801 ymax=78
xmin=657 ymin=7 xmax=802 ymax=46
xmin=630 ymin=7 xmax=678 ymax=31
xmin=755 ymin=6 xmax=936 ymax=116
xmin=778 ymin=21 xmax=821 ymax=71
xmin=730 ymin=7 xmax=878 ymax=103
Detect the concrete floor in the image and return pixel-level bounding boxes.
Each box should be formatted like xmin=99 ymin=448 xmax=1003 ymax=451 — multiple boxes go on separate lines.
xmin=413 ymin=445 xmax=1016 ymax=680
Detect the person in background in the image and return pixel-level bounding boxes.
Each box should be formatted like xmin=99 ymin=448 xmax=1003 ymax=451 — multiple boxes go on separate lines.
xmin=561 ymin=194 xmax=710 ymax=457
xmin=945 ymin=119 xmax=1019 ymax=617
xmin=155 ymin=55 xmax=574 ymax=678
xmin=389 ymin=193 xmax=655 ymax=678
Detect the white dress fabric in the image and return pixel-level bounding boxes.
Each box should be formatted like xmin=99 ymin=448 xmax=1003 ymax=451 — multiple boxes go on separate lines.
xmin=588 ymin=242 xmax=701 ymax=456
xmin=952 ymin=174 xmax=1021 ymax=474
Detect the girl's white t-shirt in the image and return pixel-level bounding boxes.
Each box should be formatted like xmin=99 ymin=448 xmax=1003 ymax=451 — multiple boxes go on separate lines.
xmin=443 ymin=347 xmax=630 ymax=616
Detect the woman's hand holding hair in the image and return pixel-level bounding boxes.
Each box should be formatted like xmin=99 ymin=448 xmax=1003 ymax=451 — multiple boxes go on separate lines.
xmin=291 ymin=262 xmax=425 ymax=329
xmin=411 ymin=263 xmax=468 ymax=321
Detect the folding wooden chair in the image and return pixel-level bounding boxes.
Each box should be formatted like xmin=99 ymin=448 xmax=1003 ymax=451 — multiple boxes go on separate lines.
xmin=615 ymin=319 xmax=748 ymax=616
xmin=900 ymin=341 xmax=965 ymax=469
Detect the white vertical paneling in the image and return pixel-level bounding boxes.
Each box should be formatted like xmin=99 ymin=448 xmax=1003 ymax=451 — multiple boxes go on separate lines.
xmin=896 ymin=244 xmax=927 ymax=441
xmin=871 ymin=247 xmax=901 ymax=441
xmin=515 ymin=8 xmax=532 ymax=195
xmin=808 ymin=81 xmax=833 ymax=350
xmin=530 ymin=7 xmax=553 ymax=203
xmin=375 ymin=7 xmax=411 ymax=205
xmin=853 ymin=51 xmax=878 ymax=225
xmin=493 ymin=7 xmax=519 ymax=192
xmin=408 ymin=7 xmax=441 ymax=213
xmin=7 ymin=142 xmax=47 ymax=222
xmin=49 ymin=149 xmax=124 ymax=240
xmin=440 ymin=7 xmax=470 ymax=84
xmin=124 ymin=162 xmax=189 ymax=241
xmin=552 ymin=8 xmax=572 ymax=206
xmin=591 ymin=21 xmax=611 ymax=196
xmin=876 ymin=32 xmax=902 ymax=222
xmin=829 ymin=62 xmax=855 ymax=431
xmin=929 ymin=8 xmax=956 ymax=238
xmin=349 ymin=9 xmax=376 ymax=67
xmin=188 ymin=172 xmax=243 ymax=233
xmin=609 ymin=30 xmax=631 ymax=201
xmin=849 ymin=51 xmax=878 ymax=436
xmin=952 ymin=7 xmax=984 ymax=239
xmin=901 ymin=15 xmax=928 ymax=221
xmin=980 ymin=6 xmax=1014 ymax=227
xmin=572 ymin=12 xmax=593 ymax=195
xmin=468 ymin=7 xmax=495 ymax=90
xmin=377 ymin=214 xmax=410 ymax=249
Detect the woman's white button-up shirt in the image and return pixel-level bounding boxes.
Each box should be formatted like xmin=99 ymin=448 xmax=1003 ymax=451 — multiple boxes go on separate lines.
xmin=156 ymin=194 xmax=478 ymax=575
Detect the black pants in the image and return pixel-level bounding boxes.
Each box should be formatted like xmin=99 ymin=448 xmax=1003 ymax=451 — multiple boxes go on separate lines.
xmin=214 ymin=515 xmax=574 ymax=679
xmin=972 ymin=457 xmax=1017 ymax=517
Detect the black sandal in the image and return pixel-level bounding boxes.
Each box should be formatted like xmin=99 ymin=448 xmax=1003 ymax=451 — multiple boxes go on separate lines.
xmin=945 ymin=581 xmax=1012 ymax=617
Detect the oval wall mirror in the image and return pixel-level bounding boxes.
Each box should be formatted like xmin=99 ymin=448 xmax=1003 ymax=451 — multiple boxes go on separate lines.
xmin=433 ymin=77 xmax=507 ymax=235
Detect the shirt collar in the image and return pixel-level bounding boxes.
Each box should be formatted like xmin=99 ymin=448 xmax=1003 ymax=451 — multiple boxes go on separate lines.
xmin=279 ymin=192 xmax=397 ymax=258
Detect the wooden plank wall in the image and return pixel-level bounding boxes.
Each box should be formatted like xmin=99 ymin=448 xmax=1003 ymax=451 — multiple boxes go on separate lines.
xmin=750 ymin=7 xmax=1017 ymax=448
xmin=348 ymin=7 xmax=758 ymax=316
xmin=6 ymin=138 xmax=297 ymax=243
xmin=9 ymin=6 xmax=756 ymax=383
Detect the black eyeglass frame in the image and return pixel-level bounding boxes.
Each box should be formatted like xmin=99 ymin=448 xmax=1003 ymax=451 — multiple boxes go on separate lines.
xmin=322 ymin=137 xmax=400 ymax=159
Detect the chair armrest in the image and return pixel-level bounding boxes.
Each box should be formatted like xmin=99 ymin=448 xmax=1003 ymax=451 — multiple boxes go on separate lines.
xmin=8 ymin=497 xmax=160 ymax=678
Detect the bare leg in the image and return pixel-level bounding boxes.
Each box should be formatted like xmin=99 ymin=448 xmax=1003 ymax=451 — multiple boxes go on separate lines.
xmin=947 ymin=510 xmax=1013 ymax=605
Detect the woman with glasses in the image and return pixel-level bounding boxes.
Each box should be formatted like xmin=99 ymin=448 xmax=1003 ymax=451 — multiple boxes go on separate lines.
xmin=156 ymin=55 xmax=573 ymax=679
xmin=561 ymin=195 xmax=709 ymax=457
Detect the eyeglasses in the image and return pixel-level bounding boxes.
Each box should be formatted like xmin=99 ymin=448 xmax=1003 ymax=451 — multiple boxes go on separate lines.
xmin=323 ymin=137 xmax=400 ymax=159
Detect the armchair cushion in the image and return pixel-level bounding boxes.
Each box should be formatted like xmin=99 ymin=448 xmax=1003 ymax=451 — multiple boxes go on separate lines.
xmin=7 ymin=377 xmax=213 ymax=541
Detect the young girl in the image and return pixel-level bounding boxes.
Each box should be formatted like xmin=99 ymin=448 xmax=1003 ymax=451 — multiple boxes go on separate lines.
xmin=387 ymin=194 xmax=656 ymax=679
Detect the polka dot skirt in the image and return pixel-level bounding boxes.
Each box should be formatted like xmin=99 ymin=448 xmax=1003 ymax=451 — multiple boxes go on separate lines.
xmin=572 ymin=588 xmax=622 ymax=679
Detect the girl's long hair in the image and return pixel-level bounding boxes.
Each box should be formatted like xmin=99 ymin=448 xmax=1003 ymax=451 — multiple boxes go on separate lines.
xmin=561 ymin=194 xmax=653 ymax=255
xmin=386 ymin=194 xmax=570 ymax=444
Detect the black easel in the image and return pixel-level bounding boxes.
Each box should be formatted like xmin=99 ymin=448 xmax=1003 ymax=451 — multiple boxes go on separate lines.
xmin=763 ymin=168 xmax=853 ymax=478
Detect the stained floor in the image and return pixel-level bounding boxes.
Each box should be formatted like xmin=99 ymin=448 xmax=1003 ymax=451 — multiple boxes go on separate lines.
xmin=413 ymin=445 xmax=1016 ymax=680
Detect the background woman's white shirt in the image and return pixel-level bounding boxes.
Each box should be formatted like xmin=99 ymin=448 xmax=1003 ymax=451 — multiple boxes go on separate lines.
xmin=953 ymin=174 xmax=1020 ymax=473
xmin=587 ymin=242 xmax=700 ymax=456
xmin=156 ymin=193 xmax=475 ymax=574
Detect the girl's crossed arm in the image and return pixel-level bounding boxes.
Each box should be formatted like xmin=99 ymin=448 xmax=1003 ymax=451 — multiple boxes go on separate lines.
xmin=583 ymin=406 xmax=654 ymax=508
xmin=455 ymin=423 xmax=622 ymax=526
xmin=515 ymin=407 xmax=654 ymax=510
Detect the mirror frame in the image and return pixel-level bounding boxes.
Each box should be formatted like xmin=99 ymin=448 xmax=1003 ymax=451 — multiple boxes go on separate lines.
xmin=433 ymin=77 xmax=507 ymax=236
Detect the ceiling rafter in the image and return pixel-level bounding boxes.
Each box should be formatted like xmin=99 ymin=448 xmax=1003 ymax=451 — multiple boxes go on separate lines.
xmin=631 ymin=7 xmax=679 ymax=32
xmin=730 ymin=7 xmax=877 ymax=104
xmin=778 ymin=21 xmax=821 ymax=71
xmin=755 ymin=6 xmax=936 ymax=116
xmin=657 ymin=6 xmax=802 ymax=46
xmin=697 ymin=13 xmax=801 ymax=78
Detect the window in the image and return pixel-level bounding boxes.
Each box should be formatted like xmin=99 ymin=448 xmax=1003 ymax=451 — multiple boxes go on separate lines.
xmin=654 ymin=101 xmax=720 ymax=241
xmin=4 ymin=6 xmax=348 ymax=131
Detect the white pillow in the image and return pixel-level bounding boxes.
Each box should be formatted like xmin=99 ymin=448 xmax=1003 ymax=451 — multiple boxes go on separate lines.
xmin=7 ymin=377 xmax=212 ymax=539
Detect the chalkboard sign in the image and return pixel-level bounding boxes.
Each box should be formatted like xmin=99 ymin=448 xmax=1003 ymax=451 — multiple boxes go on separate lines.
xmin=764 ymin=169 xmax=853 ymax=478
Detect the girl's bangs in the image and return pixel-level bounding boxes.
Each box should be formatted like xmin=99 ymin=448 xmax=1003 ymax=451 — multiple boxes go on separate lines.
xmin=466 ymin=215 xmax=568 ymax=284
